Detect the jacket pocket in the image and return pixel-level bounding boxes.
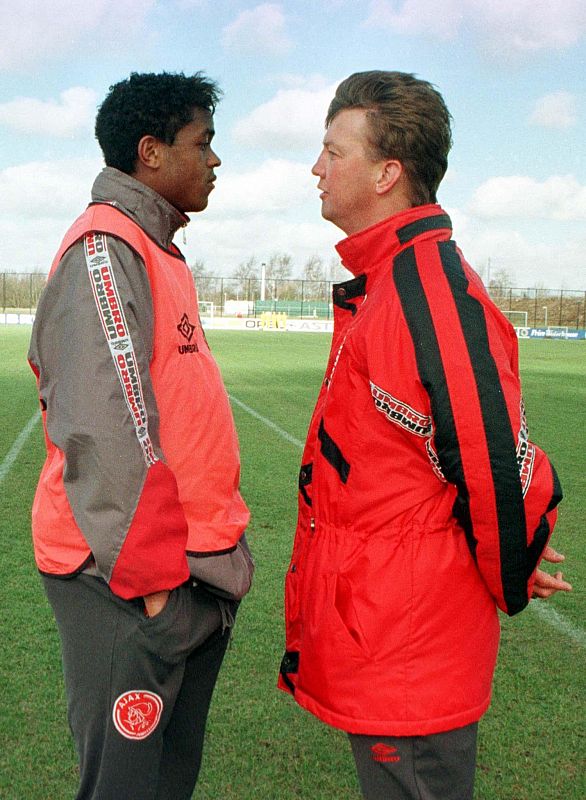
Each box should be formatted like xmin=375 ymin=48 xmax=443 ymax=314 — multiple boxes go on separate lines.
xmin=137 ymin=585 xmax=192 ymax=665
xmin=327 ymin=573 xmax=372 ymax=659
xmin=325 ymin=526 xmax=415 ymax=663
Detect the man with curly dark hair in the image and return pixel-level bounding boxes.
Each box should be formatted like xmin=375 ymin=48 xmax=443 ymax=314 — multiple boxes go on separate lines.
xmin=29 ymin=71 xmax=253 ymax=800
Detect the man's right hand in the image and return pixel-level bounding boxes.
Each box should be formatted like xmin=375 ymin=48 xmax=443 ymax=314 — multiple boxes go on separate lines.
xmin=532 ymin=546 xmax=572 ymax=599
xmin=143 ymin=589 xmax=170 ymax=617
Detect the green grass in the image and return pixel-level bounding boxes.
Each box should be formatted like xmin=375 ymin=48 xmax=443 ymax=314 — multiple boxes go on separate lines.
xmin=0 ymin=327 xmax=584 ymax=799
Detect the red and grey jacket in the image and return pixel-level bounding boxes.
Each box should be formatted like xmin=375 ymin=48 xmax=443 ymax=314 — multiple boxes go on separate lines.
xmin=279 ymin=204 xmax=561 ymax=736
xmin=29 ymin=168 xmax=250 ymax=600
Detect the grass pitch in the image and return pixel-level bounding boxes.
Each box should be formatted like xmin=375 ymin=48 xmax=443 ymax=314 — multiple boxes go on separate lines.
xmin=0 ymin=325 xmax=584 ymax=799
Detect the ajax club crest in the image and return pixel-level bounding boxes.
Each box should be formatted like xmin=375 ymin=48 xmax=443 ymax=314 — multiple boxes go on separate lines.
xmin=112 ymin=690 xmax=163 ymax=740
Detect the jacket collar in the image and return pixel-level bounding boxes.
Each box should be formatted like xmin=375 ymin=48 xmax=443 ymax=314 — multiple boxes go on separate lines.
xmin=335 ymin=204 xmax=452 ymax=279
xmin=91 ymin=167 xmax=189 ymax=250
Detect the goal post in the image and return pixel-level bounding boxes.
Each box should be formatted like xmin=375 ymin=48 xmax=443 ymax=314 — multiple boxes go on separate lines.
xmin=502 ymin=310 xmax=528 ymax=328
xmin=544 ymin=325 xmax=570 ymax=339
xmin=198 ymin=300 xmax=214 ymax=320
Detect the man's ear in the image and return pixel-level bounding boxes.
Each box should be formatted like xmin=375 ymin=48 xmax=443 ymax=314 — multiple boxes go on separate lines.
xmin=375 ymin=159 xmax=403 ymax=196
xmin=136 ymin=135 xmax=164 ymax=170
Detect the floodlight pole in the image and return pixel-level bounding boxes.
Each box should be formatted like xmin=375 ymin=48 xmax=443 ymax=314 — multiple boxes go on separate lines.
xmin=261 ymin=262 xmax=266 ymax=301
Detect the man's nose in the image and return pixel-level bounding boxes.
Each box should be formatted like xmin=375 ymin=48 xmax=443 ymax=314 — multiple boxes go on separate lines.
xmin=311 ymin=154 xmax=324 ymax=177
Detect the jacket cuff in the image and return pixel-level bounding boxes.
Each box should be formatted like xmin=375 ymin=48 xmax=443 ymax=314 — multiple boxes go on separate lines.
xmin=108 ymin=461 xmax=190 ymax=599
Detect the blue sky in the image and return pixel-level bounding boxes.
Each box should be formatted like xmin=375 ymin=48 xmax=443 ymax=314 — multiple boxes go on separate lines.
xmin=0 ymin=0 xmax=584 ymax=288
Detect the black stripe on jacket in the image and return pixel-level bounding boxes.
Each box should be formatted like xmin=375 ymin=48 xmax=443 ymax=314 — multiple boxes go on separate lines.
xmin=525 ymin=462 xmax=562 ymax=577
xmin=318 ymin=420 xmax=350 ymax=484
xmin=396 ymin=213 xmax=452 ymax=245
xmin=394 ymin=242 xmax=528 ymax=615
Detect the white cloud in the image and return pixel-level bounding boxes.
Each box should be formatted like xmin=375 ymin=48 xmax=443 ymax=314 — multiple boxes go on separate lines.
xmin=0 ymin=157 xmax=102 ymax=271
xmin=0 ymin=158 xmax=101 ymax=219
xmin=192 ymin=158 xmax=337 ymax=269
xmin=454 ymin=222 xmax=585 ymax=289
xmin=0 ymin=0 xmax=155 ymax=70
xmin=273 ymin=73 xmax=331 ymax=90
xmin=207 ymin=159 xmax=316 ymax=216
xmin=363 ymin=0 xmax=586 ymax=57
xmin=232 ymin=82 xmax=338 ymax=152
xmin=181 ymin=215 xmax=340 ymax=275
xmin=222 ymin=3 xmax=293 ymax=56
xmin=0 ymin=88 xmax=97 ymax=138
xmin=478 ymin=0 xmax=586 ymax=55
xmin=0 ymin=156 xmax=333 ymax=274
xmin=174 ymin=0 xmax=207 ymax=7
xmin=530 ymin=91 xmax=578 ymax=129
xmin=469 ymin=175 xmax=586 ymax=221
xmin=1 ymin=157 xmax=583 ymax=289
xmin=364 ymin=0 xmax=463 ymax=40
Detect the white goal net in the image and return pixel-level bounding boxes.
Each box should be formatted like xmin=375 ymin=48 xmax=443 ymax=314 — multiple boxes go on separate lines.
xmin=502 ymin=310 xmax=528 ymax=327
xmin=198 ymin=301 xmax=214 ymax=320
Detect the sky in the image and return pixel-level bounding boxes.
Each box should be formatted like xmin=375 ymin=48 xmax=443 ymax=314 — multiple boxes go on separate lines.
xmin=0 ymin=0 xmax=584 ymax=289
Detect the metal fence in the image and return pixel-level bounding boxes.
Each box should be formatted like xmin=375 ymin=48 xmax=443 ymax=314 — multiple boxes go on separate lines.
xmin=2 ymin=272 xmax=586 ymax=328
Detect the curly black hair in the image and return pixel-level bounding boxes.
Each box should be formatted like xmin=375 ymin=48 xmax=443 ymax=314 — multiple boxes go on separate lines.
xmin=95 ymin=71 xmax=222 ymax=174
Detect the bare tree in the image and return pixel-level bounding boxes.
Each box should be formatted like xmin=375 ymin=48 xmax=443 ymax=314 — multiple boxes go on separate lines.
xmin=265 ymin=252 xmax=293 ymax=281
xmin=231 ymin=256 xmax=258 ymax=299
xmin=190 ymin=258 xmax=207 ymax=278
xmin=327 ymin=256 xmax=351 ymax=283
xmin=302 ymin=255 xmax=325 ymax=282
xmin=190 ymin=258 xmax=215 ymax=298
xmin=489 ymin=267 xmax=514 ymax=300
xmin=302 ymin=255 xmax=326 ymax=300
xmin=265 ymin=252 xmax=294 ymax=299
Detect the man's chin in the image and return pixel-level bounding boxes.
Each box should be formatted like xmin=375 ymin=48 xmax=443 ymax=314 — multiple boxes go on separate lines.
xmin=186 ymin=198 xmax=209 ymax=214
xmin=320 ymin=203 xmax=333 ymax=222
xmin=320 ymin=206 xmax=342 ymax=230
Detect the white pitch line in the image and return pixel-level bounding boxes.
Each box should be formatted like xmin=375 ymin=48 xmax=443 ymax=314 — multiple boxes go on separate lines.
xmin=529 ymin=599 xmax=586 ymax=649
xmin=230 ymin=394 xmax=586 ymax=650
xmin=0 ymin=409 xmax=41 ymax=485
xmin=229 ymin=394 xmax=304 ymax=450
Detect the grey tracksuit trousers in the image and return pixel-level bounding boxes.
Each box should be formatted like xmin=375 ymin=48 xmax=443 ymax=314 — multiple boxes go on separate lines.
xmin=349 ymin=723 xmax=478 ymax=800
xmin=43 ymin=573 xmax=232 ymax=800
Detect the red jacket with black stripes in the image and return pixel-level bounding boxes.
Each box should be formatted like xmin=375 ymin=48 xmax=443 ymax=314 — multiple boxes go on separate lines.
xmin=279 ymin=204 xmax=561 ymax=736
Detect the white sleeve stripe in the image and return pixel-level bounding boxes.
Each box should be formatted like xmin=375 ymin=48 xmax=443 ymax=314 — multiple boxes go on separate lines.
xmin=516 ymin=398 xmax=535 ymax=497
xmin=370 ymin=381 xmax=446 ymax=482
xmin=83 ymin=232 xmax=158 ymax=467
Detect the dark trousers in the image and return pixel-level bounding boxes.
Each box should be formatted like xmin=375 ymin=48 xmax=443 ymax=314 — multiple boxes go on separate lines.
xmin=43 ymin=573 xmax=231 ymax=800
xmin=349 ymin=723 xmax=478 ymax=800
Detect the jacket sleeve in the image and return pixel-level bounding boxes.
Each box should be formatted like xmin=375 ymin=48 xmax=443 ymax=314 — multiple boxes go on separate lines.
xmin=391 ymin=241 xmax=562 ymax=615
xmin=29 ymin=232 xmax=189 ymax=599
